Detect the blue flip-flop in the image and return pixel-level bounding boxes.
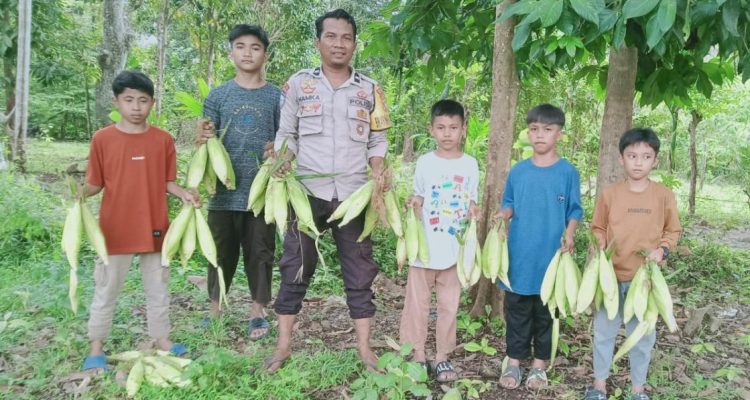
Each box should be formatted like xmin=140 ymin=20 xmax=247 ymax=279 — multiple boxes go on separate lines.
xmin=248 ymin=317 xmax=270 ymax=341
xmin=169 ymin=343 xmax=189 ymax=358
xmin=82 ymin=354 xmax=109 ymax=372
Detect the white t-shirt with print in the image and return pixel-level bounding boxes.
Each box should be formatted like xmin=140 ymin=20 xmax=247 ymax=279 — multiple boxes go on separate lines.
xmin=412 ymin=151 xmax=479 ymax=270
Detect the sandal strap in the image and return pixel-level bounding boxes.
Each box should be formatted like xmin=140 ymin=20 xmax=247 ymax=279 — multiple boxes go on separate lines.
xmin=434 ymin=361 xmax=455 ymax=374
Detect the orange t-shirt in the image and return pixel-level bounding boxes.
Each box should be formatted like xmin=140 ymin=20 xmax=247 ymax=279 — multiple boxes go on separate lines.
xmin=591 ymin=180 xmax=682 ymax=281
xmin=86 ymin=125 xmax=177 ymax=255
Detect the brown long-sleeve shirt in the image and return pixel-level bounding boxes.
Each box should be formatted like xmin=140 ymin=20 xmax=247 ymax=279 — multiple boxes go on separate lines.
xmin=591 ymin=180 xmax=682 ymax=281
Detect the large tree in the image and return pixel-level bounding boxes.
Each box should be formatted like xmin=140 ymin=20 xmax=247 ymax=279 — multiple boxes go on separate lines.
xmin=10 ymin=0 xmax=30 ymax=172
xmin=95 ymin=0 xmax=131 ymax=127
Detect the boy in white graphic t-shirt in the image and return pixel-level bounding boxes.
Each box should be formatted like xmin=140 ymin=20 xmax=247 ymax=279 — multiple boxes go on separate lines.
xmin=399 ymin=99 xmax=479 ymax=382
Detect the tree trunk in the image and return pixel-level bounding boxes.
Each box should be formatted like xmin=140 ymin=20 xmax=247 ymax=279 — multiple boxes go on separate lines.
xmin=83 ymin=62 xmax=92 ymax=136
xmin=469 ymin=0 xmax=519 ymax=318
xmin=688 ymin=110 xmax=701 ymax=215
xmin=667 ymin=105 xmax=679 ymax=173
xmin=95 ymin=0 xmax=131 ymax=128
xmin=11 ymin=0 xmax=32 ymax=173
xmin=402 ymin=132 xmax=414 ymax=162
xmin=155 ymin=0 xmax=171 ymax=122
xmin=206 ymin=31 xmax=215 ymax=87
xmin=4 ymin=56 xmax=16 ymax=160
xmin=596 ymin=46 xmax=637 ymax=194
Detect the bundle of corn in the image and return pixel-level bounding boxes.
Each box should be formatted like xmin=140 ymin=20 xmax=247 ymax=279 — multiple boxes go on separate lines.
xmin=611 ymin=260 xmax=678 ymax=365
xmin=456 ymin=219 xmax=482 ymax=288
xmin=481 ymin=220 xmax=511 ymax=289
xmin=540 ymin=249 xmax=581 ymax=318
xmin=185 ymin=136 xmax=235 ymax=194
xmin=161 ymin=204 xmax=228 ymax=308
xmin=327 ymin=180 xmax=375 ymax=227
xmin=402 ymin=206 xmax=429 ymax=266
xmin=61 ymin=178 xmax=109 ymax=314
xmin=109 ymin=350 xmax=192 ymax=397
xmin=358 ymin=190 xmax=403 ymax=242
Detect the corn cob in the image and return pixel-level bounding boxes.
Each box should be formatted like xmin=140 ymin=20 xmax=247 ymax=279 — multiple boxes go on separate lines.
xmin=548 ymin=318 xmax=559 ymax=371
xmin=110 ymin=351 xmax=145 ymax=362
xmin=562 ymin=252 xmax=580 ymax=313
xmin=126 ymin=359 xmax=145 ymax=397
xmin=179 ymin=211 xmax=197 ymax=270
xmin=287 ymin=177 xmax=320 ymax=238
xmin=264 ymin=178 xmax=276 ymax=225
xmin=80 ymin=201 xmax=109 ymax=265
xmin=457 ymin=219 xmax=478 ymax=288
xmin=540 ymin=250 xmax=561 ymax=304
xmin=650 ymin=263 xmax=677 ymax=332
xmin=554 ymin=253 xmax=568 ymax=317
xmin=194 ymin=208 xmax=217 ymax=267
xmin=469 ymin=241 xmax=482 ymax=286
xmin=185 ymin=144 xmax=208 ymax=188
xmin=456 ymin=245 xmax=467 ymax=287
xmin=483 ymin=225 xmax=500 ymax=282
xmin=383 ymin=190 xmax=403 ymax=237
xmin=206 ymin=137 xmax=235 ymax=190
xmin=612 ymin=301 xmax=658 ymax=364
xmin=271 ymin=178 xmax=288 ymax=235
xmin=337 ymin=181 xmax=375 ymax=227
xmin=632 ymin=265 xmax=650 ymax=322
xmin=417 ymin=218 xmax=429 ymax=264
xmin=202 ymin=159 xmax=217 ymax=196
xmin=357 ymin=204 xmax=379 ymax=242
xmin=144 ymin=364 xmax=170 ymax=388
xmin=575 ymin=253 xmax=600 ymax=314
xmin=396 ymin=236 xmax=407 ymax=273
xmin=405 ymin=207 xmax=419 ymax=265
xmin=61 ymin=201 xmax=82 ymax=270
xmin=248 ymin=163 xmax=271 ymax=213
xmin=598 ymin=249 xmax=618 ymax=301
xmin=499 ymin=221 xmax=511 ymax=289
xmin=160 ymin=204 xmax=194 ymax=266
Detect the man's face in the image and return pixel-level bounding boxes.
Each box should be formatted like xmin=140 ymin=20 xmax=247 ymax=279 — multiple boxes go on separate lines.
xmin=315 ymin=18 xmax=356 ymax=69
xmin=229 ymin=34 xmax=267 ymax=73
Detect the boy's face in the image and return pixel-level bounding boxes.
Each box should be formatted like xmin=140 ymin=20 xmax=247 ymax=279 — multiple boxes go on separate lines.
xmin=315 ymin=18 xmax=356 ymax=69
xmin=229 ymin=34 xmax=267 ymax=73
xmin=112 ymin=88 xmax=154 ymax=125
xmin=619 ymin=141 xmax=659 ymax=181
xmin=527 ymin=122 xmax=562 ymax=156
xmin=430 ymin=114 xmax=465 ymax=152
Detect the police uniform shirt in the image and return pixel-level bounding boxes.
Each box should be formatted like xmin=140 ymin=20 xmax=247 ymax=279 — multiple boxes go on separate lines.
xmin=274 ymin=66 xmax=389 ymax=201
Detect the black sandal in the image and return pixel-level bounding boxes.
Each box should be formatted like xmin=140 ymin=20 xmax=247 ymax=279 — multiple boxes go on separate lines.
xmin=432 ymin=360 xmax=458 ymax=383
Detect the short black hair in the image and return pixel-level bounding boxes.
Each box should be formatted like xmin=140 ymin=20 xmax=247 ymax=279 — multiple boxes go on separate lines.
xmin=315 ymin=9 xmax=357 ymax=40
xmin=526 ymin=103 xmax=565 ymax=127
xmin=228 ymin=24 xmax=270 ymax=50
xmin=112 ymin=70 xmax=154 ymax=97
xmin=430 ymin=99 xmax=465 ymax=124
xmin=619 ymin=128 xmax=661 ymax=155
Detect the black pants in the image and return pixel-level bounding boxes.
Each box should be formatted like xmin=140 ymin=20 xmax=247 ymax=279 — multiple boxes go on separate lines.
xmin=207 ymin=210 xmax=276 ymax=304
xmin=503 ymin=291 xmax=553 ymax=360
xmin=274 ymin=196 xmax=380 ymax=319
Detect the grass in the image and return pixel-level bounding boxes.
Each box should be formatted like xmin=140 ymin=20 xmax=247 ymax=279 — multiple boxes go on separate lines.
xmin=1 ymin=138 xmax=749 ymax=399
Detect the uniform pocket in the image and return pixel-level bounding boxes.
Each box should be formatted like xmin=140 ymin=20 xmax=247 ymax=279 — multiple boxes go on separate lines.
xmin=297 ymin=102 xmax=323 ymax=136
xmin=347 ymin=106 xmax=370 ymax=143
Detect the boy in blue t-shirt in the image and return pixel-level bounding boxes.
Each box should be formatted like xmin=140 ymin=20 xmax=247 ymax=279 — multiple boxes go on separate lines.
xmin=497 ymin=104 xmax=583 ymax=389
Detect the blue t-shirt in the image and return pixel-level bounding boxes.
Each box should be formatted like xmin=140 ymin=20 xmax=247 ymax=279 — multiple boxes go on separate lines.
xmin=498 ymin=158 xmax=583 ymax=295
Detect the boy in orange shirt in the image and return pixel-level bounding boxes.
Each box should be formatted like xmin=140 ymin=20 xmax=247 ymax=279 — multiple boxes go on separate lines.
xmin=585 ymin=128 xmax=682 ymax=400
xmin=81 ymin=71 xmax=199 ymax=371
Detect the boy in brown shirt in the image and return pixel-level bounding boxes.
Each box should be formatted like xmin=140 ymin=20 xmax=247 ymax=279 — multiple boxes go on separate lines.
xmin=585 ymin=128 xmax=682 ymax=400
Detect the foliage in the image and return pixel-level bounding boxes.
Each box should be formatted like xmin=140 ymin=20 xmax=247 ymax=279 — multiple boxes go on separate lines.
xmin=349 ymin=341 xmax=430 ymax=400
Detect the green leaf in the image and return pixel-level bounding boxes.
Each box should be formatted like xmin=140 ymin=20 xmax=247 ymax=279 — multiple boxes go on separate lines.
xmin=613 ymin=17 xmax=626 ymax=48
xmin=496 ymin=0 xmax=535 ymax=23
xmin=399 ymin=341 xmax=413 ymax=357
xmin=722 ymin=0 xmax=740 ymax=36
xmin=464 ymin=342 xmax=483 ymax=352
xmin=656 ymin=0 xmax=677 ymax=32
xmin=622 ymin=0 xmax=659 ymax=20
xmin=539 ymin=0 xmax=563 ymax=27
xmin=404 ymin=362 xmax=428 ymax=382
xmin=598 ymin=9 xmax=619 ymax=32
xmin=570 ymin=0 xmax=603 ymax=26
xmin=512 ymin=23 xmax=531 ymax=51
xmin=175 ymin=91 xmax=204 ymax=118
xmin=442 ymin=388 xmax=462 ymax=400
xmin=645 ymin=15 xmax=664 ymax=49
xmin=372 ymin=372 xmax=395 ymax=389
xmin=696 ymin=70 xmax=713 ymax=98
xmin=198 ymin=79 xmax=210 ymax=100
xmin=565 ymin=41 xmax=576 ymax=57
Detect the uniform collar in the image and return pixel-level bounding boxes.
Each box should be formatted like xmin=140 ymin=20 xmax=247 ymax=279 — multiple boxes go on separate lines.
xmin=314 ymin=65 xmax=362 ymax=88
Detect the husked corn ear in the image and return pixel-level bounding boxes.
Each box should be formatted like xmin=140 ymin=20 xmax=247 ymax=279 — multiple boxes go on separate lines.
xmin=126 ymin=359 xmax=145 ymax=397
xmin=338 ymin=181 xmax=375 ymax=227
xmin=272 ymin=178 xmax=288 ymax=235
xmin=203 ymin=160 xmax=217 ymax=196
xmin=179 ymin=211 xmax=197 ymax=270
xmin=417 ymin=219 xmax=429 ymax=264
xmin=160 ymin=204 xmax=193 ymax=266
xmin=185 ymin=144 xmax=208 ymax=188
xmin=396 ymin=236 xmax=407 ymax=272
xmin=405 ymin=208 xmax=419 ymax=265
xmin=194 ymin=208 xmax=217 ymax=267
xmin=206 ymin=137 xmax=235 ymax=190
xmin=287 ymin=178 xmax=319 ymax=238
xmin=81 ymin=202 xmax=109 ymax=265
xmin=248 ymin=163 xmax=270 ymax=213
xmin=357 ymin=204 xmax=378 ymax=242
xmin=548 ymin=318 xmax=559 ymax=371
xmin=384 ymin=190 xmax=403 ymax=237
xmin=61 ymin=202 xmax=82 ymax=269
xmin=540 ymin=250 xmax=561 ymax=304
xmin=575 ymin=253 xmax=599 ymax=314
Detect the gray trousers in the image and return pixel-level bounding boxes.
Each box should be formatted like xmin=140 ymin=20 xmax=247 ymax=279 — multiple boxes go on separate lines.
xmin=593 ymin=281 xmax=656 ymax=387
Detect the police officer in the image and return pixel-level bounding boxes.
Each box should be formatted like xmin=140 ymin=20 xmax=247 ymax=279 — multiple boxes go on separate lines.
xmin=265 ymin=8 xmax=391 ymax=373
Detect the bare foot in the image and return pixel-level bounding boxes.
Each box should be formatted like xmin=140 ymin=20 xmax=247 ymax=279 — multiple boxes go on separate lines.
xmin=263 ymin=349 xmax=291 ymax=374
